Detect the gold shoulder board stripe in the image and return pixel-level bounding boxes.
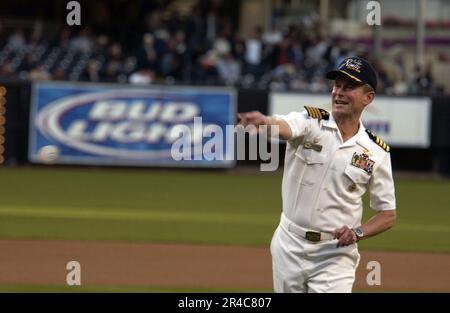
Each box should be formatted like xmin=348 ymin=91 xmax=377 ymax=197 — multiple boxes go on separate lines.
xmin=304 ymin=106 xmax=329 ymax=120
xmin=365 ymin=129 xmax=390 ymax=152
xmin=312 ymin=107 xmax=321 ymax=118
xmin=304 ymin=106 xmax=315 ymax=118
xmin=308 ymin=106 xmax=319 ymax=118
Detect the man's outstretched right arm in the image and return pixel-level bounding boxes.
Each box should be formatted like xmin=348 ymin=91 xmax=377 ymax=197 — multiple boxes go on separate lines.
xmin=237 ymin=111 xmax=293 ymax=140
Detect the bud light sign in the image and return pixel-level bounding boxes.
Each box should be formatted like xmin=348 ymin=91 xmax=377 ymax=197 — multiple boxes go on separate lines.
xmin=29 ymin=82 xmax=236 ymax=167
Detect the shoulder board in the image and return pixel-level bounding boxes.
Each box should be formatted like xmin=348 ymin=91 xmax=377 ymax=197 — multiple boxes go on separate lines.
xmin=366 ymin=129 xmax=390 ymax=152
xmin=304 ymin=106 xmax=329 ymax=120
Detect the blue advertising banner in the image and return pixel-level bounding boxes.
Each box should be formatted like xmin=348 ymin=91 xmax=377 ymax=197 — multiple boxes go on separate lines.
xmin=29 ymin=82 xmax=236 ymax=167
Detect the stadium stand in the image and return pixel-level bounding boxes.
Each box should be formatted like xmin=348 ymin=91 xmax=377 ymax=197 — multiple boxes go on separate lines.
xmin=0 ymin=0 xmax=448 ymax=95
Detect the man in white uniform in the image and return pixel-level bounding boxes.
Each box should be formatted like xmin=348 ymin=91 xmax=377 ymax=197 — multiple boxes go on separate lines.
xmin=238 ymin=57 xmax=396 ymax=293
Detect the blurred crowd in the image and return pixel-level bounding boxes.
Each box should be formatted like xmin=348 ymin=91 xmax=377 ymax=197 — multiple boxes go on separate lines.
xmin=0 ymin=4 xmax=446 ymax=95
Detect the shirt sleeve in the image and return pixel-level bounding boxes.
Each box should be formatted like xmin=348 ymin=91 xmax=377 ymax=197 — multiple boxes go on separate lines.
xmin=369 ymin=153 xmax=396 ymax=211
xmin=274 ymin=110 xmax=310 ymax=138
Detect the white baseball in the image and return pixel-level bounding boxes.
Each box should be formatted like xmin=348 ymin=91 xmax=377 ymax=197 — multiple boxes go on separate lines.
xmin=38 ymin=145 xmax=60 ymax=164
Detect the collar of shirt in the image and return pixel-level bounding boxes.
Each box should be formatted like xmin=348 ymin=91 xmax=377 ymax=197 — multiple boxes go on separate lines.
xmin=321 ymin=113 xmax=371 ymax=151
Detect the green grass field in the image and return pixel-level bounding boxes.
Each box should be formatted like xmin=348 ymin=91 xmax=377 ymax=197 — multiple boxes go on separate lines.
xmin=0 ymin=166 xmax=449 ymax=253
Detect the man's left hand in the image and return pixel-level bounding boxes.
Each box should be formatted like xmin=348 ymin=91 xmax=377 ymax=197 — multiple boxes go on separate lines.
xmin=333 ymin=226 xmax=357 ymax=247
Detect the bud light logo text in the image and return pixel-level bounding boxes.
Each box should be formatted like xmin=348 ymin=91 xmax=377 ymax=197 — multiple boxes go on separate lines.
xmin=29 ymin=83 xmax=236 ymax=167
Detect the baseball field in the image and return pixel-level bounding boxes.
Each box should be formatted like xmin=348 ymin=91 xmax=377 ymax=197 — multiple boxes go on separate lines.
xmin=0 ymin=166 xmax=449 ymax=292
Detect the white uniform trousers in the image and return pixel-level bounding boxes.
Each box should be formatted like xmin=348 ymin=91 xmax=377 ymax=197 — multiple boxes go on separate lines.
xmin=270 ymin=221 xmax=360 ymax=293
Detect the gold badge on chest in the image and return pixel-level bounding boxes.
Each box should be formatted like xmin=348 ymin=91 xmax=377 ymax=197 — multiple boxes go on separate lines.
xmin=303 ymin=141 xmax=322 ymax=152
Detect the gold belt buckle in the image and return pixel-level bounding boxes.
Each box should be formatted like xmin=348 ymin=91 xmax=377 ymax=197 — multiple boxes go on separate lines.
xmin=305 ymin=231 xmax=321 ymax=242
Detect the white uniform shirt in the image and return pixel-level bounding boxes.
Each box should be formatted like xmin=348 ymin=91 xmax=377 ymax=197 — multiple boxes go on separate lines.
xmin=277 ymin=110 xmax=396 ymax=232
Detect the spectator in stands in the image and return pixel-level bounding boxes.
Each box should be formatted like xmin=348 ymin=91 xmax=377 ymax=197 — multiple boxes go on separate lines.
xmin=231 ymin=34 xmax=246 ymax=64
xmin=28 ymin=66 xmax=51 ymax=80
xmin=393 ymin=54 xmax=407 ymax=82
xmin=309 ymin=76 xmax=329 ymax=93
xmin=291 ymin=39 xmax=305 ymax=72
xmin=0 ymin=62 xmax=14 ymax=79
xmin=145 ymin=9 xmax=164 ymax=36
xmin=18 ymin=53 xmax=36 ymax=73
xmin=213 ymin=32 xmax=232 ymax=57
xmin=412 ymin=63 xmax=435 ymax=95
xmin=216 ymin=52 xmax=241 ymax=85
xmin=245 ymin=26 xmax=264 ymax=80
xmin=0 ymin=2 xmax=446 ymax=96
xmin=80 ymin=59 xmax=101 ymax=82
xmin=8 ymin=27 xmax=26 ymax=51
xmin=167 ymin=11 xmax=183 ymax=35
xmin=198 ymin=49 xmax=219 ymax=84
xmin=70 ymin=27 xmax=93 ymax=54
xmin=52 ymin=67 xmax=66 ymax=81
xmin=205 ymin=7 xmax=219 ymax=48
xmin=390 ymin=55 xmax=408 ymax=95
xmin=184 ymin=5 xmax=205 ymax=78
xmin=289 ymin=73 xmax=309 ymax=91
xmin=263 ymin=25 xmax=283 ymax=47
xmin=103 ymin=61 xmax=121 ymax=82
xmin=136 ymin=33 xmax=157 ymax=71
xmin=53 ymin=27 xmax=72 ymax=50
xmin=28 ymin=29 xmax=43 ymax=50
xmin=270 ymin=36 xmax=294 ymax=69
xmin=185 ymin=5 xmax=204 ymax=52
xmin=422 ymin=63 xmax=435 ymax=94
xmin=129 ymin=68 xmax=155 ymax=85
xmin=101 ymin=42 xmax=124 ymax=82
xmin=160 ymin=30 xmax=186 ymax=82
xmin=305 ymin=34 xmax=328 ymax=68
xmin=93 ymin=35 xmax=110 ymax=57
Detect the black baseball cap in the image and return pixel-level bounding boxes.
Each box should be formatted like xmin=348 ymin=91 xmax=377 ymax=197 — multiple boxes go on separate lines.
xmin=326 ymin=57 xmax=378 ymax=91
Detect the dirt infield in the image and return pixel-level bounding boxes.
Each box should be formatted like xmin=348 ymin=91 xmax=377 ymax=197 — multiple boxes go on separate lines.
xmin=1 ymin=239 xmax=449 ymax=292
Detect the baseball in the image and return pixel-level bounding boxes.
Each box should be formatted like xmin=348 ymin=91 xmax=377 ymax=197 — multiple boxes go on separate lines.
xmin=37 ymin=145 xmax=60 ymax=164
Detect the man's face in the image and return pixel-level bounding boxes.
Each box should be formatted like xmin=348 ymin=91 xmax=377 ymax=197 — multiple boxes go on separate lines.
xmin=331 ymin=75 xmax=374 ymax=119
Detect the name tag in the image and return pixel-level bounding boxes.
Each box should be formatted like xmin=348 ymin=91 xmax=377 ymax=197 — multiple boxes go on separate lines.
xmin=303 ymin=142 xmax=322 ymax=152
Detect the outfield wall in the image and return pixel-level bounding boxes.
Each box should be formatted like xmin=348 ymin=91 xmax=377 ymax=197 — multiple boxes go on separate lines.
xmin=27 ymin=82 xmax=236 ymax=168
xmin=1 ymin=80 xmax=450 ymax=174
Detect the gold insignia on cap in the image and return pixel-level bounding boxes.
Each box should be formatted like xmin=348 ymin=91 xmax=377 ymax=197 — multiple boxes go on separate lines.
xmin=344 ymin=58 xmax=362 ymax=73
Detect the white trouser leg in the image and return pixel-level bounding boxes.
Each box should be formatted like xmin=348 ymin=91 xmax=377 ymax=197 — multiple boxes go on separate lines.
xmin=270 ymin=223 xmax=360 ymax=293
xmin=270 ymin=225 xmax=308 ymax=293
xmin=306 ymin=246 xmax=360 ymax=293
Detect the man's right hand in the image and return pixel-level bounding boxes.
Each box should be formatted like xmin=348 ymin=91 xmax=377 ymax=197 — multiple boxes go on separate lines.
xmin=237 ymin=111 xmax=292 ymax=140
xmin=237 ymin=111 xmax=268 ymax=127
